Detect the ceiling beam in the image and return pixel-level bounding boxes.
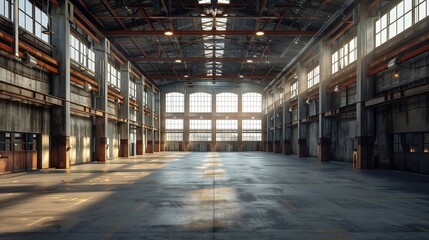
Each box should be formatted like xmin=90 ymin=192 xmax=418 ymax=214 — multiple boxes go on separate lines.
xmin=149 ymin=75 xmax=274 ymax=79
xmin=129 ymin=57 xmax=285 ymax=62
xmin=103 ymin=30 xmax=316 ymax=36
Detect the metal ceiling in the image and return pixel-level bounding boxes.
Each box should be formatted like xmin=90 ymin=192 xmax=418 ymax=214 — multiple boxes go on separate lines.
xmin=71 ymin=0 xmax=355 ymax=87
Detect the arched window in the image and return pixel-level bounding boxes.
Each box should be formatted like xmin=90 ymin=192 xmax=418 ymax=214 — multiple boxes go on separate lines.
xmin=166 ymin=92 xmax=184 ymax=112
xmin=190 ymin=92 xmax=212 ymax=112
xmin=216 ymin=93 xmax=237 ymax=112
xmin=242 ymin=92 xmax=262 ymax=112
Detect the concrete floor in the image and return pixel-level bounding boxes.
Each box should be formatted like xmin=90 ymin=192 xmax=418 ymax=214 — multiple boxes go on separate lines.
xmin=1 ymin=152 xmax=429 ymax=240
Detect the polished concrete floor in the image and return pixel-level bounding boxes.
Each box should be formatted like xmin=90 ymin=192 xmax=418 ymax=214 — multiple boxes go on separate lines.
xmin=1 ymin=152 xmax=429 ymax=240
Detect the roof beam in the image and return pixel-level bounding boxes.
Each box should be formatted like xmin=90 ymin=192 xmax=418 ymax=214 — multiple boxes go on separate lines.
xmin=149 ymin=75 xmax=274 ymax=79
xmin=103 ymin=30 xmax=316 ymax=36
xmin=129 ymin=57 xmax=285 ymax=62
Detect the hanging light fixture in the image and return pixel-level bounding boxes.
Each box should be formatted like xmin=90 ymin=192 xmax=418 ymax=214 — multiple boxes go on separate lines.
xmin=42 ymin=0 xmax=54 ymax=35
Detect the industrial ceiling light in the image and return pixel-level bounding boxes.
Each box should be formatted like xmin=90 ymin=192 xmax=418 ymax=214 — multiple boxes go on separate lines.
xmin=334 ymin=84 xmax=340 ymax=92
xmin=306 ymin=98 xmax=312 ymax=104
xmin=42 ymin=0 xmax=54 ymax=35
xmin=239 ymin=75 xmax=244 ymax=78
xmin=255 ymin=31 xmax=265 ymax=36
xmin=164 ymin=30 xmax=173 ymax=36
xmin=394 ymin=69 xmax=399 ymax=78
xmin=246 ymin=59 xmax=253 ymax=63
xmin=288 ymin=107 xmax=293 ymax=112
xmin=388 ymin=57 xmax=401 ymax=69
xmin=175 ymin=59 xmax=182 ymax=63
xmin=83 ymin=82 xmax=92 ymax=92
xmin=184 ymin=74 xmax=189 ymax=78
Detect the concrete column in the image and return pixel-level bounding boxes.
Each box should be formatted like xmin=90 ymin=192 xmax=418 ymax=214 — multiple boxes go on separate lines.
xmin=94 ymin=38 xmax=109 ymax=162
xmin=318 ymin=40 xmax=332 ymax=162
xmin=282 ymin=77 xmax=292 ymax=155
xmin=149 ymin=90 xmax=155 ymax=153
xmin=297 ymin=63 xmax=308 ymax=157
xmin=356 ymin=3 xmax=375 ymax=168
xmin=211 ymin=91 xmax=216 ymax=151
xmin=136 ymin=76 xmax=145 ymax=155
xmin=238 ymin=92 xmax=243 ymax=151
xmin=119 ymin=62 xmax=130 ymax=157
xmin=183 ymin=91 xmax=190 ymax=151
xmin=51 ymin=1 xmax=71 ymax=169
xmin=156 ymin=92 xmax=161 ymax=152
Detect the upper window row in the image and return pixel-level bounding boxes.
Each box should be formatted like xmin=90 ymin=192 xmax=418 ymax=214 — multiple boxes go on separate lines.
xmin=376 ymin=0 xmax=428 ymax=47
xmin=166 ymin=92 xmax=262 ymax=113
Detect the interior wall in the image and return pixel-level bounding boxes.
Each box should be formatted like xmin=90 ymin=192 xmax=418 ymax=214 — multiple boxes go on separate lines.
xmin=70 ymin=116 xmax=92 ymax=165
xmin=331 ymin=119 xmax=357 ymax=163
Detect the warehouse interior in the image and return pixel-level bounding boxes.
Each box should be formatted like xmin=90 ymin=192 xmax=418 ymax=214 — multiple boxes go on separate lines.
xmin=0 ymin=0 xmax=429 ymax=239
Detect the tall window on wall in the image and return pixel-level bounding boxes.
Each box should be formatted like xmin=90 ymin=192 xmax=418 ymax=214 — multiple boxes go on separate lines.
xmin=332 ymin=37 xmax=357 ymax=74
xmin=70 ymin=34 xmax=96 ymax=73
xmin=165 ymin=119 xmax=184 ymax=141
xmin=166 ymin=92 xmax=184 ymax=113
xmin=242 ymin=92 xmax=262 ymax=113
xmin=216 ymin=93 xmax=238 ymax=112
xmin=290 ymin=82 xmax=298 ymax=98
xmin=416 ymin=0 xmax=429 ymax=22
xmin=129 ymin=81 xmax=136 ymax=100
xmin=190 ymin=92 xmax=212 ymax=112
xmin=242 ymin=119 xmax=262 ymax=141
xmin=107 ymin=63 xmax=121 ymax=89
xmin=307 ymin=66 xmax=320 ymax=89
xmin=375 ymin=1 xmax=412 ymax=47
xmin=6 ymin=0 xmax=51 ymax=43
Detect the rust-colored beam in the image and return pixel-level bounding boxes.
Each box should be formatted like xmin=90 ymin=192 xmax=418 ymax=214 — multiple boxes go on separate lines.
xmin=103 ymin=30 xmax=317 ymax=36
xmin=149 ymin=75 xmax=274 ymax=79
xmin=129 ymin=57 xmax=285 ymax=62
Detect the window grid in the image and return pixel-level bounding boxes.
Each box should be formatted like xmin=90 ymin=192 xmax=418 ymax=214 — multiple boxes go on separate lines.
xmin=190 ymin=133 xmax=212 ymax=141
xmin=166 ymin=92 xmax=185 ymax=113
xmin=242 ymin=120 xmax=262 ymax=130
xmin=416 ymin=0 xmax=429 ymax=22
xmin=216 ymin=93 xmax=238 ymax=112
xmin=166 ymin=133 xmax=183 ymax=141
xmin=375 ymin=1 xmax=413 ymax=47
xmin=424 ymin=133 xmax=429 ymax=153
xmin=190 ymin=120 xmax=212 ymax=130
xmin=165 ymin=119 xmax=184 ymax=130
xmin=307 ymin=66 xmax=320 ymax=89
xmin=0 ymin=0 xmax=13 ymax=19
xmin=242 ymin=92 xmax=262 ymax=113
xmin=216 ymin=120 xmax=238 ymax=130
xmin=332 ymin=37 xmax=357 ymax=74
xmin=129 ymin=81 xmax=136 ymax=99
xmin=107 ymin=63 xmax=121 ymax=89
xmin=290 ymin=82 xmax=298 ymax=98
xmin=190 ymin=93 xmax=212 ymax=112
xmin=242 ymin=133 xmax=262 ymax=141
xmin=216 ymin=133 xmax=238 ymax=141
xmin=70 ymin=34 xmax=95 ymax=73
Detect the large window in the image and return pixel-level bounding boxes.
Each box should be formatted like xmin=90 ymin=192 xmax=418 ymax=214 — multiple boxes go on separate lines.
xmin=107 ymin=63 xmax=121 ymax=89
xmin=70 ymin=34 xmax=95 ymax=73
xmin=190 ymin=92 xmax=212 ymax=112
xmin=307 ymin=65 xmax=320 ymax=89
xmin=216 ymin=93 xmax=237 ymax=112
xmin=166 ymin=133 xmax=183 ymax=141
xmin=165 ymin=119 xmax=184 ymax=130
xmin=216 ymin=120 xmax=238 ymax=130
xmin=290 ymin=82 xmax=298 ymax=98
xmin=190 ymin=120 xmax=211 ymax=130
xmin=242 ymin=133 xmax=262 ymax=141
xmin=242 ymin=92 xmax=262 ymax=112
xmin=416 ymin=0 xmax=429 ymax=22
xmin=242 ymin=120 xmax=262 ymax=130
xmin=166 ymin=92 xmax=184 ymax=113
xmin=129 ymin=81 xmax=136 ymax=99
xmin=332 ymin=37 xmax=357 ymax=74
xmin=424 ymin=133 xmax=429 ymax=153
xmin=375 ymin=1 xmax=413 ymax=47
xmin=216 ymin=133 xmax=238 ymax=141
xmin=190 ymin=133 xmax=212 ymax=141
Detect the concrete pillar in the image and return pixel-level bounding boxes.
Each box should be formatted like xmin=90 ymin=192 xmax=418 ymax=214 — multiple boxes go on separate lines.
xmin=183 ymin=91 xmax=190 ymax=151
xmin=356 ymin=3 xmax=375 ymax=168
xmin=283 ymin=78 xmax=292 ymax=155
xmin=318 ymin=40 xmax=332 ymax=162
xmin=136 ymin=76 xmax=145 ymax=155
xmin=297 ymin=63 xmax=308 ymax=157
xmin=51 ymin=1 xmax=71 ymax=169
xmin=94 ymin=38 xmax=109 ymax=162
xmin=238 ymin=91 xmax=243 ymax=151
xmin=119 ymin=62 xmax=130 ymax=157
